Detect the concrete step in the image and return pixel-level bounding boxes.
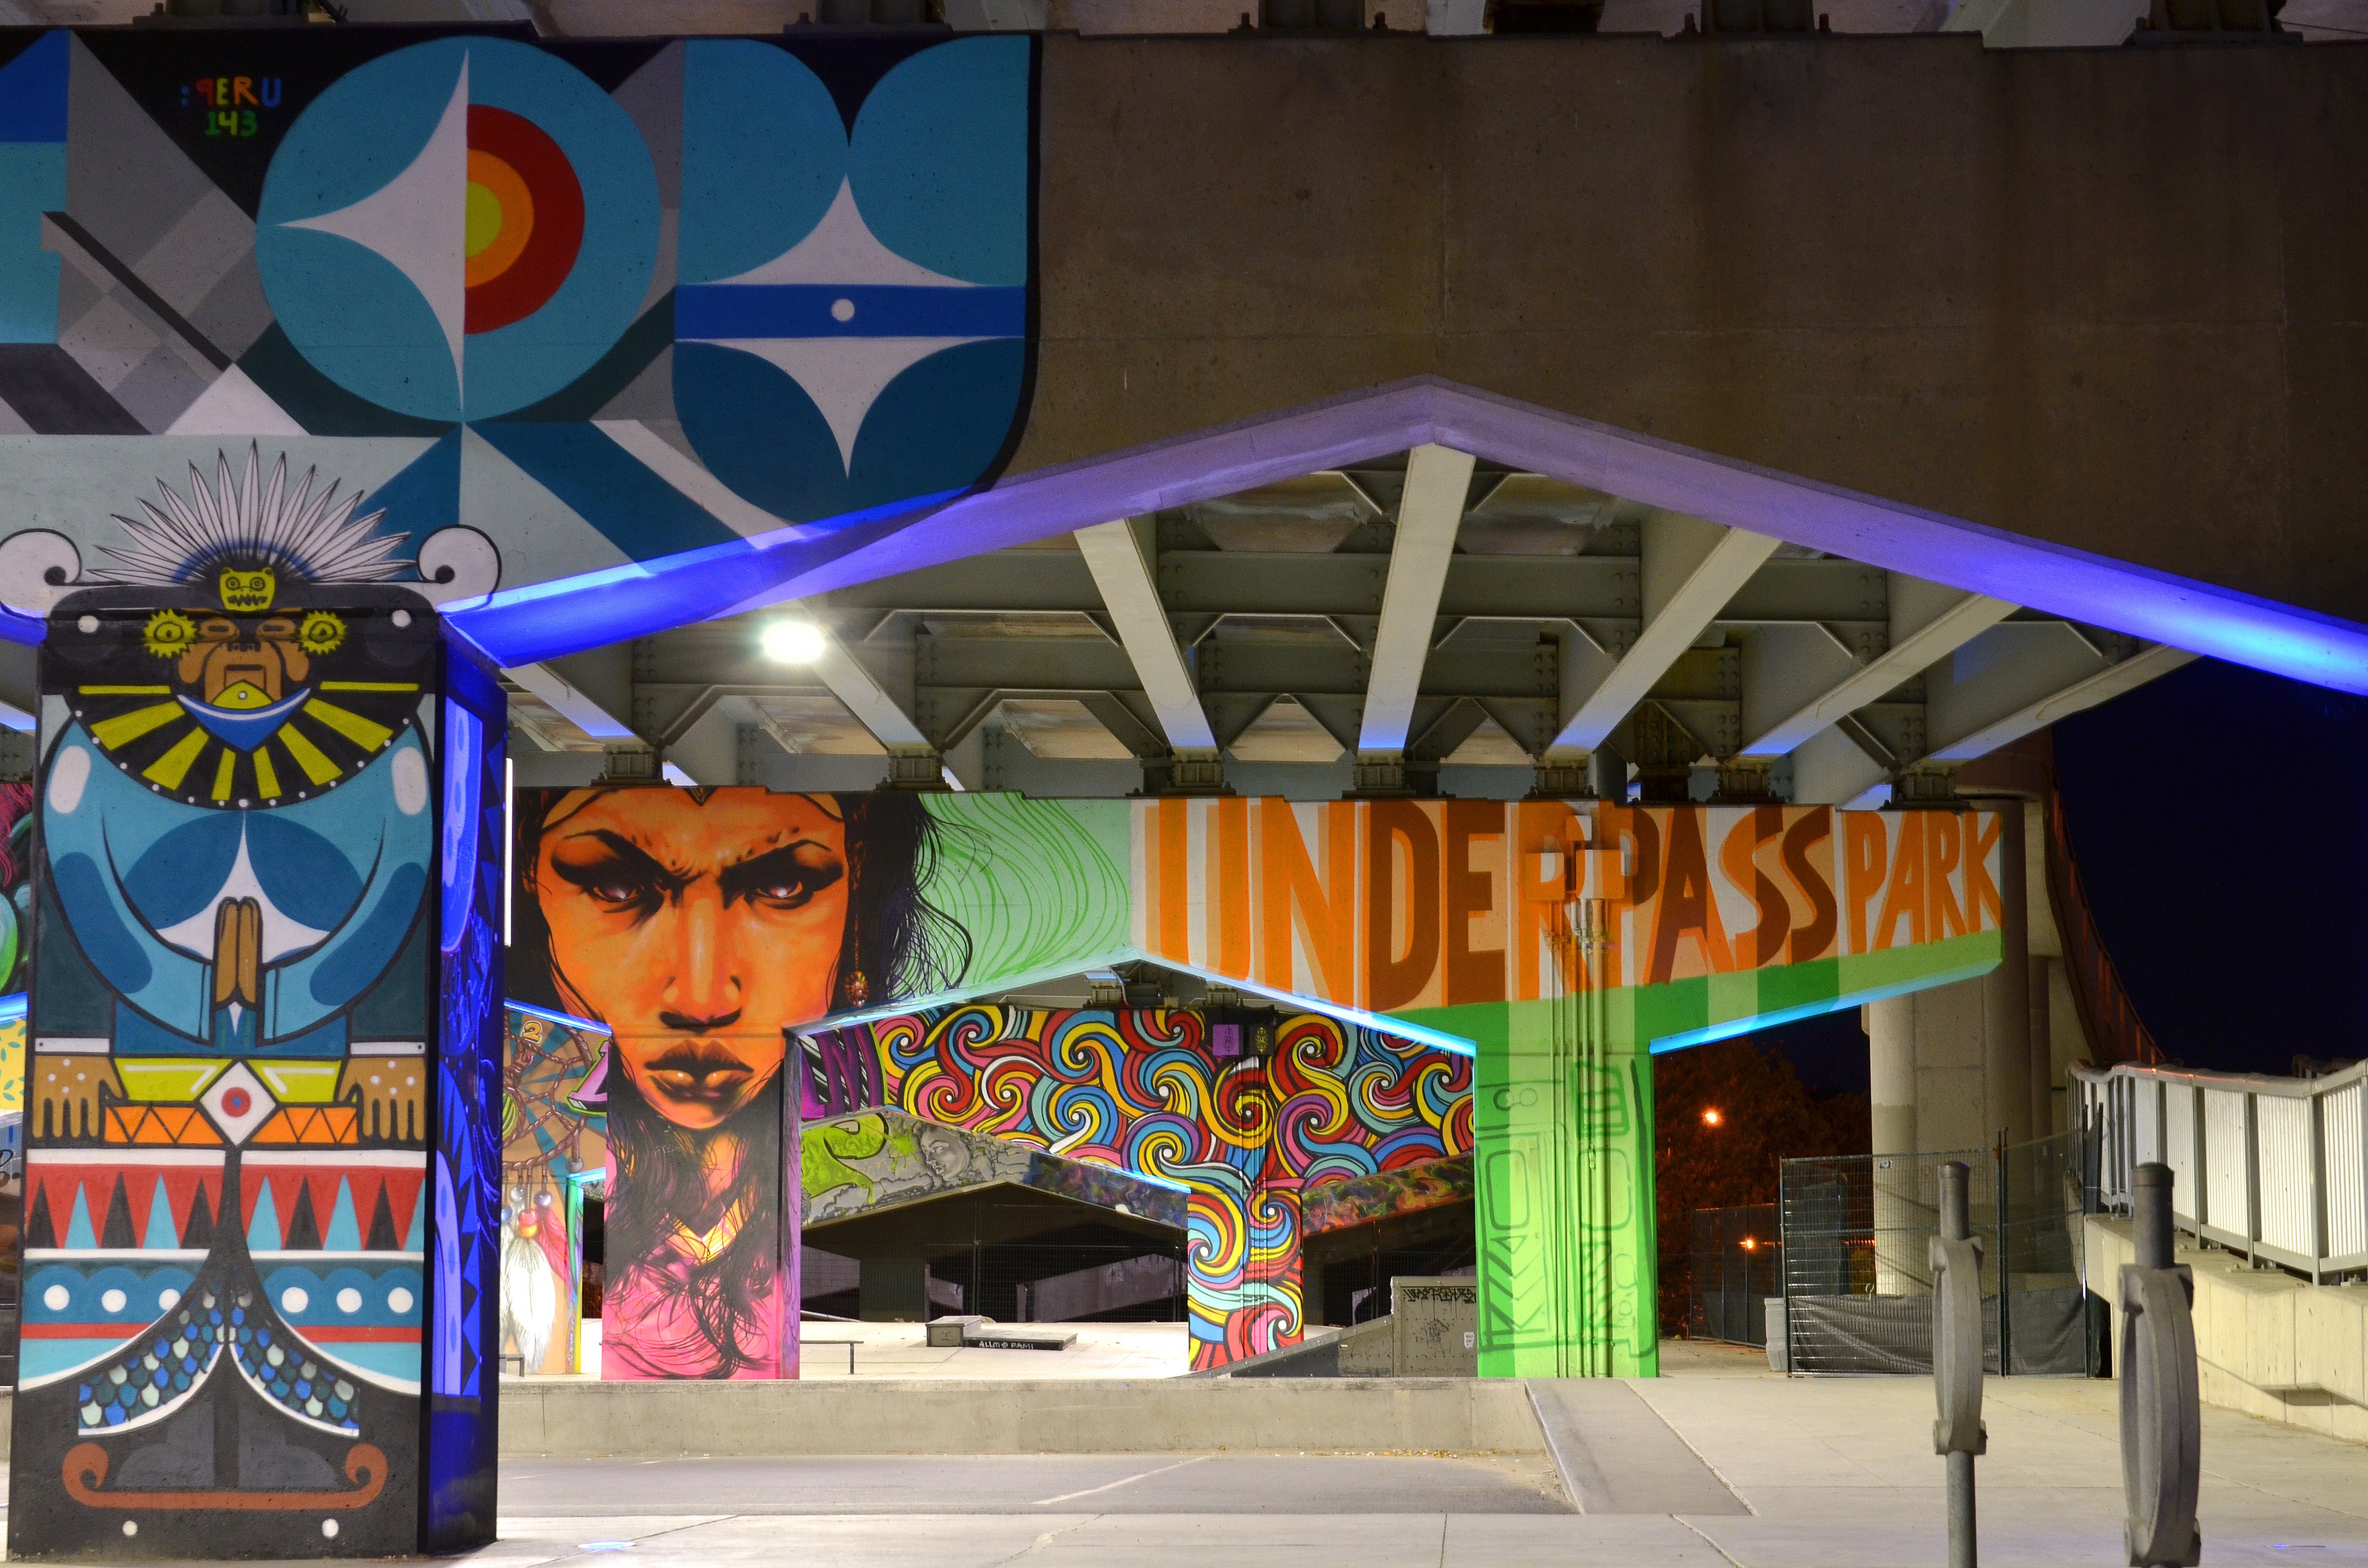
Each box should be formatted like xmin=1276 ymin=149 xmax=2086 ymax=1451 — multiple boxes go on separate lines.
xmin=501 ymin=1375 xmax=1545 ymax=1458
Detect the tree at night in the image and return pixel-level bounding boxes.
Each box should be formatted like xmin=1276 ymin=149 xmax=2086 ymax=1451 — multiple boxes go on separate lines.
xmin=1654 ymin=1035 xmax=1869 ymax=1334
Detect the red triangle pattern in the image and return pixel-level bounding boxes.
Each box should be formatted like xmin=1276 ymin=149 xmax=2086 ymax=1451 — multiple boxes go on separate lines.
xmin=236 ymin=1164 xmax=426 ymax=1251
xmin=28 ymin=1158 xmax=228 ymax=1250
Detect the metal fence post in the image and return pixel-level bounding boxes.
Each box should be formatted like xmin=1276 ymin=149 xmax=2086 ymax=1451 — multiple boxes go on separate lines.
xmin=2121 ymin=1163 xmax=2201 ymax=1568
xmin=1778 ymin=1163 xmax=1793 ymax=1375
xmin=1996 ymin=1131 xmax=2012 ymax=1379
xmin=1932 ymin=1160 xmax=1984 ymax=1568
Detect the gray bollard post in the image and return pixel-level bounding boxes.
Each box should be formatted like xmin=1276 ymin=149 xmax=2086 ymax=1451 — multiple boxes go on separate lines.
xmin=2121 ymin=1163 xmax=2202 ymax=1567
xmin=1930 ymin=1160 xmax=1984 ymax=1568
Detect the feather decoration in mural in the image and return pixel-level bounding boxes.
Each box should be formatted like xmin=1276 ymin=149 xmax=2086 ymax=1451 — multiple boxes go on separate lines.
xmin=89 ymin=443 xmax=405 ymax=587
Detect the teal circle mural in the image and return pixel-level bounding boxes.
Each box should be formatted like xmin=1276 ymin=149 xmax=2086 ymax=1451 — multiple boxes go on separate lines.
xmin=255 ymin=37 xmax=659 ymax=423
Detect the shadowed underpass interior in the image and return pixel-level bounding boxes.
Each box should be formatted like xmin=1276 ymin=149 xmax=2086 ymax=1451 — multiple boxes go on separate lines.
xmin=494 ymin=1455 xmax=1572 ymax=1517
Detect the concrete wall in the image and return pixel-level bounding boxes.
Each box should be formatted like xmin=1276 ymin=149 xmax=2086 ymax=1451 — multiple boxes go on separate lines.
xmin=2087 ymin=1216 xmax=2368 ymax=1446
xmin=500 ymin=1376 xmax=1545 ymax=1457
xmin=1028 ymin=34 xmax=2368 ymax=622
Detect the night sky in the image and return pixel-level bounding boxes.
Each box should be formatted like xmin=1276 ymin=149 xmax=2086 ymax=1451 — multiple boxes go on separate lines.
xmin=2052 ymin=658 xmax=2368 ymax=1078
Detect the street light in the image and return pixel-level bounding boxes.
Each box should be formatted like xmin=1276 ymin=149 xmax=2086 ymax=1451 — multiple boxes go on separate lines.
xmin=1702 ymin=1107 xmax=1723 ymax=1127
xmin=763 ymin=619 xmax=826 ymax=663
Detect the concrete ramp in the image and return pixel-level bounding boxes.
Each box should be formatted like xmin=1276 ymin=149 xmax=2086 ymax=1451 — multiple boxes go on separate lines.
xmin=1526 ymin=1381 xmax=1750 ymax=1515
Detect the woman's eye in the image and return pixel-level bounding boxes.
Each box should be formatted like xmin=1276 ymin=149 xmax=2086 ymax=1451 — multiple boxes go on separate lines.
xmin=550 ymin=847 xmax=669 ymax=913
xmin=725 ymin=847 xmax=841 ymax=910
xmin=748 ymin=876 xmax=814 ymax=907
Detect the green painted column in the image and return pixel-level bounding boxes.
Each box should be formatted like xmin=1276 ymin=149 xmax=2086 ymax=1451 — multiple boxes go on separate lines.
xmin=1469 ymin=954 xmax=1658 ymax=1380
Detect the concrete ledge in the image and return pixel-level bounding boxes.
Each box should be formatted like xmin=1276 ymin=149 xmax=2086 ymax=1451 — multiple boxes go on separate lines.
xmin=499 ymin=1376 xmax=1545 ymax=1458
xmin=2088 ymin=1215 xmax=2368 ymax=1445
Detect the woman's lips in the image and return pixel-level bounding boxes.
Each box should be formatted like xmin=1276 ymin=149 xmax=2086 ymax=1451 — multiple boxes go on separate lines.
xmin=642 ymin=1042 xmax=756 ymax=1104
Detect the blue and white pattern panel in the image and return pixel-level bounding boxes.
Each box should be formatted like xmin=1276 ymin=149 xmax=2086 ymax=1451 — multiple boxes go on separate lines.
xmin=0 ymin=30 xmax=1037 ymax=667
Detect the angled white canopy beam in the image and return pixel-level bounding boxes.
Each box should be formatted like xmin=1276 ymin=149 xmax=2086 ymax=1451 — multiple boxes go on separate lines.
xmin=807 ymin=623 xmax=931 ymax=751
xmin=1358 ymin=443 xmax=1476 ymax=754
xmin=1075 ymin=516 xmax=1218 ymax=753
xmin=1927 ymin=640 xmax=2194 ymax=762
xmin=1549 ymin=515 xmax=1781 ymax=755
xmin=504 ymin=660 xmax=636 ymax=742
xmin=1740 ymin=586 xmax=2017 ymax=759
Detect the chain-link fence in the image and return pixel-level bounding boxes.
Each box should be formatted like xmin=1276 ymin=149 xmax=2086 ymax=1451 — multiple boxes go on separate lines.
xmin=1776 ymin=1128 xmax=2097 ymax=1376
xmin=1686 ymin=1203 xmax=1780 ymax=1347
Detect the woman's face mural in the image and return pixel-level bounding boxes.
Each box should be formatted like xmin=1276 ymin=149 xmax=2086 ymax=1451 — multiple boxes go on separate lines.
xmin=534 ymin=789 xmax=850 ymax=1129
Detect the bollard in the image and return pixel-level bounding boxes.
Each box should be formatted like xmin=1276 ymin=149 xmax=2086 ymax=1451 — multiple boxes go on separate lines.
xmin=2121 ymin=1163 xmax=2201 ymax=1567
xmin=1930 ymin=1160 xmax=1984 ymax=1568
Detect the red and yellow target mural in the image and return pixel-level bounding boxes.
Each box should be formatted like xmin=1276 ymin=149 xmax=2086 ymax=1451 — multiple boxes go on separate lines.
xmin=464 ymin=106 xmax=585 ymax=335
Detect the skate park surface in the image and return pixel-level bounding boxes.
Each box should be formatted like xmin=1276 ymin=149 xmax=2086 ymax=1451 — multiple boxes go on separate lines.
xmin=6 ymin=1341 xmax=2365 ymax=1566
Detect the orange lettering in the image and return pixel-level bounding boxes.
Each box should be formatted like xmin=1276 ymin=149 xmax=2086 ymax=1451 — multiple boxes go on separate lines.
xmin=1719 ymin=806 xmax=1788 ymax=969
xmin=1648 ymin=808 xmax=1734 ymax=983
xmin=1925 ymin=810 xmax=1966 ymax=939
xmin=1443 ymin=800 xmax=1506 ymax=1006
xmin=1157 ymin=796 xmax=1190 ymax=963
xmin=1211 ymin=795 xmax=1251 ymax=981
xmin=1843 ymin=811 xmax=1888 ymax=954
xmin=1365 ymin=801 xmax=1441 ymax=1013
xmin=1782 ymin=808 xmax=1838 ymax=963
xmin=1964 ymin=809 xmax=2003 ymax=931
xmin=1873 ymin=813 xmax=1927 ymax=950
xmin=1258 ymin=799 xmax=1355 ymax=1003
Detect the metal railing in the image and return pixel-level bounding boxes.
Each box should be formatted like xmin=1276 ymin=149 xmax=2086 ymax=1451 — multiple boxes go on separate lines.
xmin=1685 ymin=1202 xmax=1778 ymax=1348
xmin=2073 ymin=1059 xmax=2368 ymax=1283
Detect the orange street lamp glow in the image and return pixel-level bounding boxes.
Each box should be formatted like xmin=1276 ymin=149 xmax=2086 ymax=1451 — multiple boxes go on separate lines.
xmin=1702 ymin=1108 xmax=1723 ymax=1127
xmin=1740 ymin=1237 xmax=1757 ymax=1251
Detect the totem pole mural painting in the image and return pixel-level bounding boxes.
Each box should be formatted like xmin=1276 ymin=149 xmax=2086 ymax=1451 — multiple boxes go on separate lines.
xmin=4 ymin=448 xmax=504 ymax=1560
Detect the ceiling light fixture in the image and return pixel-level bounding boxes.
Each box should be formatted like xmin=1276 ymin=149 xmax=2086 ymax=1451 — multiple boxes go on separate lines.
xmin=763 ymin=619 xmax=826 ymax=664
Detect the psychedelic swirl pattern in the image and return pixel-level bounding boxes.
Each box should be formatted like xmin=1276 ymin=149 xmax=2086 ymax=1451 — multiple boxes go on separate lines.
xmin=862 ymin=1006 xmax=1471 ymax=1371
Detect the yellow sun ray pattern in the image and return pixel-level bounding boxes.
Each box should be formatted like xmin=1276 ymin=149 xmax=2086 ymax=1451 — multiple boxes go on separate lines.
xmin=277 ymin=723 xmax=343 ymax=786
xmin=304 ymin=698 xmax=393 ymax=750
xmin=142 ymin=727 xmax=211 ymax=790
xmin=90 ymin=701 xmax=183 ymax=748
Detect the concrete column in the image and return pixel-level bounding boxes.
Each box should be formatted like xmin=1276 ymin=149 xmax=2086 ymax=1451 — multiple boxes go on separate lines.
xmin=1868 ymin=997 xmax=1921 ymax=1294
xmin=1977 ymin=802 xmax=2034 ymax=1147
xmin=1869 ymin=997 xmax=1919 ymax=1161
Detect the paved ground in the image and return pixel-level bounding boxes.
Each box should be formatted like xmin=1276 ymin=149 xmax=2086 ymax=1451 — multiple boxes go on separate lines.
xmin=500 ymin=1452 xmax=1568 ymax=1516
xmin=17 ymin=1338 xmax=2368 ymax=1565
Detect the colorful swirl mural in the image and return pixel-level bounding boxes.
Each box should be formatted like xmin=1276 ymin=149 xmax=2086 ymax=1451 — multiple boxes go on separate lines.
xmin=835 ymin=1005 xmax=1471 ymax=1371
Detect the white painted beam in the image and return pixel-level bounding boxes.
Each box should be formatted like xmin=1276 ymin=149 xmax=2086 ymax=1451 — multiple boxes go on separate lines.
xmin=1740 ymin=591 xmax=2016 ymax=759
xmin=1927 ymin=642 xmax=2195 ymax=762
xmin=1788 ymin=724 xmax=1891 ymax=808
xmin=807 ymin=625 xmax=932 ymax=751
xmin=503 ymin=661 xmax=637 ymax=741
xmin=1548 ymin=515 xmax=1781 ymax=755
xmin=1075 ymin=516 xmax=1218 ymax=753
xmin=1357 ymin=443 xmax=1476 ymax=754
